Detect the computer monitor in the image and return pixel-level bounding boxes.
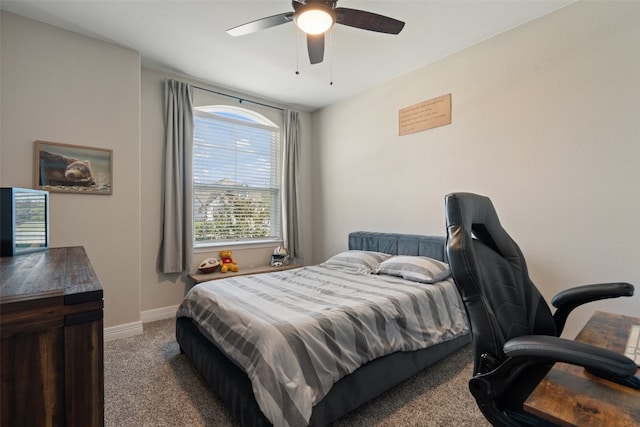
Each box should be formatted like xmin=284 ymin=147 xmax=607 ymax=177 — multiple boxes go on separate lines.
xmin=0 ymin=187 xmax=49 ymax=257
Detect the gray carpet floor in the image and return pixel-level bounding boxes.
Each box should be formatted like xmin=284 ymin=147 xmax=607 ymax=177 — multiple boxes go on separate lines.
xmin=105 ymin=318 xmax=489 ymax=427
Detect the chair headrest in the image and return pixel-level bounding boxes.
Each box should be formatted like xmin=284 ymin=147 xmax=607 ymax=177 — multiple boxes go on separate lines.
xmin=445 ymin=192 xmax=497 ymax=229
xmin=445 ymin=192 xmax=504 ymax=254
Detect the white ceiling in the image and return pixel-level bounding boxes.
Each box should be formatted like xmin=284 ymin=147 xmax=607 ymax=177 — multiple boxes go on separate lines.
xmin=1 ymin=0 xmax=573 ymax=111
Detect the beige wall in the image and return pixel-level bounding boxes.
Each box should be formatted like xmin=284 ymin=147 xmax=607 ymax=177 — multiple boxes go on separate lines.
xmin=311 ymin=1 xmax=640 ymax=338
xmin=0 ymin=12 xmax=142 ymax=328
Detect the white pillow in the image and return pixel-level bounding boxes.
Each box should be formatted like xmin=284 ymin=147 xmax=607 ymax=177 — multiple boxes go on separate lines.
xmin=375 ymin=255 xmax=450 ymax=284
xmin=321 ymin=250 xmax=392 ymax=274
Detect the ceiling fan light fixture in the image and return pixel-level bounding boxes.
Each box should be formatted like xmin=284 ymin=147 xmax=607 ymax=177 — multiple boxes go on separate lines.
xmin=295 ymin=5 xmax=335 ymax=35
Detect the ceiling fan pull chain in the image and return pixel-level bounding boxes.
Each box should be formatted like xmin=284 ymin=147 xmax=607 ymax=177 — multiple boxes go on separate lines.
xmin=329 ymin=29 xmax=333 ymax=86
xmin=295 ymin=25 xmax=300 ymax=75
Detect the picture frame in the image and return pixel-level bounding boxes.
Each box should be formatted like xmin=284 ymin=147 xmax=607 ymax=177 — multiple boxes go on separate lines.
xmin=35 ymin=140 xmax=113 ymax=195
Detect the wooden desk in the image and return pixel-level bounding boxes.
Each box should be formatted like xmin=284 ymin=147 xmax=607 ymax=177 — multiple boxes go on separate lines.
xmin=524 ymin=311 xmax=640 ymax=427
xmin=189 ymin=263 xmax=301 ymax=284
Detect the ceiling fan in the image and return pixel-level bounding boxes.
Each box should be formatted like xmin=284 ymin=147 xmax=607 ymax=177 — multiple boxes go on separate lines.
xmin=227 ymin=0 xmax=405 ymax=65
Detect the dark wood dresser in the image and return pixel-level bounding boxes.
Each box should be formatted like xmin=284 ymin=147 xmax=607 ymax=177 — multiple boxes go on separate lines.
xmin=1 ymin=247 xmax=104 ymax=427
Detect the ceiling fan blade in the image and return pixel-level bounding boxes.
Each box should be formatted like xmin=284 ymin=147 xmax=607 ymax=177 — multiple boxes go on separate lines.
xmin=307 ymin=33 xmax=325 ymax=64
xmin=227 ymin=12 xmax=294 ymax=36
xmin=335 ymin=8 xmax=405 ymax=34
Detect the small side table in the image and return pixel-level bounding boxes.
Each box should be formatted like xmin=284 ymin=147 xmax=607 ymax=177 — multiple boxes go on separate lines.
xmin=189 ymin=263 xmax=301 ymax=284
xmin=524 ymin=311 xmax=640 ymax=426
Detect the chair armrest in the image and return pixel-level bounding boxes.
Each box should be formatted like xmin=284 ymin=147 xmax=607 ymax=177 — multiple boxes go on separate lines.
xmin=551 ymin=282 xmax=634 ymax=333
xmin=504 ymin=335 xmax=639 ymax=388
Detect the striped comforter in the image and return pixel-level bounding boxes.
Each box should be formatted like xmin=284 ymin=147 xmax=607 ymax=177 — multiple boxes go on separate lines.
xmin=176 ymin=265 xmax=469 ymax=427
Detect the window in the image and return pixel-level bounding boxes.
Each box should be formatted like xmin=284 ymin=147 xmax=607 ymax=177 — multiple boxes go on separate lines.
xmin=193 ymin=105 xmax=281 ymax=247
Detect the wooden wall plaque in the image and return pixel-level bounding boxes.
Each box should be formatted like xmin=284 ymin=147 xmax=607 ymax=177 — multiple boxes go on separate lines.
xmin=399 ymin=93 xmax=451 ymax=136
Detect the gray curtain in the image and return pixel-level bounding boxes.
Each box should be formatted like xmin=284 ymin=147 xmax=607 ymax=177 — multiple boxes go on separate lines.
xmin=282 ymin=110 xmax=302 ymax=263
xmin=158 ymin=79 xmax=194 ymax=273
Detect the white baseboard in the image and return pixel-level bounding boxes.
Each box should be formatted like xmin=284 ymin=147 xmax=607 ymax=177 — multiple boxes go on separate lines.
xmin=104 ymin=321 xmax=143 ymax=342
xmin=103 ymin=305 xmax=178 ymax=342
xmin=140 ymin=305 xmax=179 ymax=323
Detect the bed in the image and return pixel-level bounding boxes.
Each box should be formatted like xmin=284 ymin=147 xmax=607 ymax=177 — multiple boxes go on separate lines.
xmin=176 ymin=231 xmax=470 ymax=427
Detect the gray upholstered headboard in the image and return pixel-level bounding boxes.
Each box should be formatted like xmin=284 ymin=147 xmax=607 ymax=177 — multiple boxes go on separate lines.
xmin=348 ymin=231 xmax=447 ymax=262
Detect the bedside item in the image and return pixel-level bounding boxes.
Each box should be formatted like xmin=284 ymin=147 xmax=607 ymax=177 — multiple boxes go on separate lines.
xmin=198 ymin=257 xmax=220 ymax=274
xmin=219 ymin=249 xmax=238 ymax=273
xmin=0 ymin=187 xmax=49 ymax=257
xmin=270 ymin=246 xmax=289 ymax=267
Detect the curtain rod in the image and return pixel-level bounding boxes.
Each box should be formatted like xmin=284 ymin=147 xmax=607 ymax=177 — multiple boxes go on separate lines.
xmin=193 ymin=86 xmax=284 ymax=112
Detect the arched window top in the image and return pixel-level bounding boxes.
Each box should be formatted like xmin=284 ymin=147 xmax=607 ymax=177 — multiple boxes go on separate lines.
xmin=196 ymin=105 xmax=278 ymax=128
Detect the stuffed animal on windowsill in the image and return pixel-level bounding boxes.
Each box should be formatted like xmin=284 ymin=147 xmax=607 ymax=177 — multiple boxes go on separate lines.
xmin=219 ymin=249 xmax=239 ymax=273
xmin=198 ymin=257 xmax=220 ymax=274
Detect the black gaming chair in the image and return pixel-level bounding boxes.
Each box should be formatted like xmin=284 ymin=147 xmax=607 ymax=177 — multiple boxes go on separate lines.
xmin=444 ymin=192 xmax=639 ymax=426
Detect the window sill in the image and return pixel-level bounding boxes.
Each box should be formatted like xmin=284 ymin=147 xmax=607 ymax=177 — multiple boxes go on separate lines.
xmin=188 ymin=263 xmax=301 ymax=284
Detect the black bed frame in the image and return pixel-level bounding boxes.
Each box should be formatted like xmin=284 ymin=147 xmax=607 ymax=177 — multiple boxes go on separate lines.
xmin=175 ymin=231 xmax=470 ymax=427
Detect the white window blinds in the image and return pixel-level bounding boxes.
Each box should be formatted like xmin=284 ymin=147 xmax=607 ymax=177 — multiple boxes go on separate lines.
xmin=193 ymin=105 xmax=282 ymax=245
